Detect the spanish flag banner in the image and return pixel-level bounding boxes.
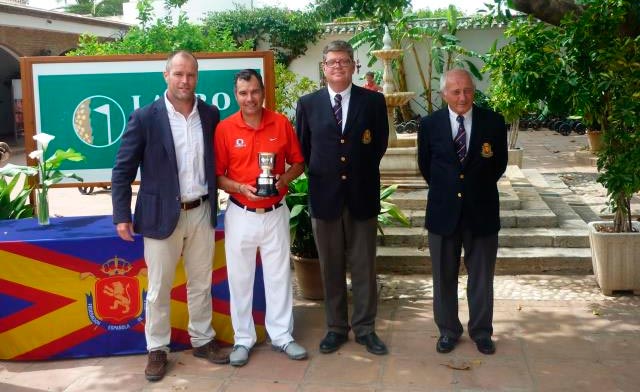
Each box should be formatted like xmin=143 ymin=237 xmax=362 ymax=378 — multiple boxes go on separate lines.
xmin=0 ymin=215 xmax=266 ymax=360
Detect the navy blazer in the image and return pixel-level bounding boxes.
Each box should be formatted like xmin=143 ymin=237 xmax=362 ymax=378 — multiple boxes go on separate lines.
xmin=112 ymin=98 xmax=219 ymax=239
xmin=296 ymin=84 xmax=389 ymax=220
xmin=417 ymin=105 xmax=508 ymax=236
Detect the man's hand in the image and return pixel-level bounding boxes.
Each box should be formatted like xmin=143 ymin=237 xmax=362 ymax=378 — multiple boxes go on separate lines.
xmin=276 ymin=163 xmax=304 ymax=190
xmin=275 ymin=174 xmax=286 ymax=190
xmin=238 ymin=183 xmax=266 ymax=202
xmin=116 ymin=222 xmax=135 ymax=241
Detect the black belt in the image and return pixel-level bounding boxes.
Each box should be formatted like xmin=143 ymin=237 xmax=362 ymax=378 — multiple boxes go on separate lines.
xmin=180 ymin=195 xmax=209 ymax=210
xmin=229 ymin=197 xmax=282 ymax=214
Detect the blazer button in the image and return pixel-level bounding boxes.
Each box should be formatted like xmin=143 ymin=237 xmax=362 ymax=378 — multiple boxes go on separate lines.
xmin=459 ymin=174 xmax=464 ymax=179
xmin=341 ymin=175 xmax=347 ymax=180
xmin=457 ymin=192 xmax=462 ymax=198
xmin=341 ymin=156 xmax=346 ymax=162
xmin=340 ymin=139 xmax=345 ymax=144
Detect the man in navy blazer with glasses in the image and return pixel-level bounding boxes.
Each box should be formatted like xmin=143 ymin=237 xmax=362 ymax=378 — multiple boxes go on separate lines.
xmin=296 ymin=40 xmax=389 ymax=356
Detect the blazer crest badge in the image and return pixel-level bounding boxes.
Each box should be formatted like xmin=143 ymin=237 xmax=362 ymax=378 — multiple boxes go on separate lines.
xmin=481 ymin=142 xmax=494 ymax=158
xmin=362 ymin=129 xmax=372 ymax=144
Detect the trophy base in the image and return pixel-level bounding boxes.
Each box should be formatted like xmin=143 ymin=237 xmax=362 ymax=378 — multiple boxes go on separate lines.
xmin=255 ymin=186 xmax=279 ymax=197
xmin=255 ymin=176 xmax=279 ymax=197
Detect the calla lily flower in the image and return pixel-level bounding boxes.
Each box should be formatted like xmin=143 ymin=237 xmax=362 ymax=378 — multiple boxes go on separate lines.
xmin=29 ymin=150 xmax=44 ymax=161
xmin=33 ymin=132 xmax=55 ymax=150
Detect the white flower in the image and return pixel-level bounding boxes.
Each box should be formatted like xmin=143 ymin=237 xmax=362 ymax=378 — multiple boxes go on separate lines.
xmin=33 ymin=132 xmax=55 ymax=150
xmin=29 ymin=150 xmax=44 ymax=161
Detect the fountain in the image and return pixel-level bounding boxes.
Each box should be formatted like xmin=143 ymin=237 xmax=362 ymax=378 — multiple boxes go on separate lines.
xmin=371 ymin=26 xmax=420 ymax=181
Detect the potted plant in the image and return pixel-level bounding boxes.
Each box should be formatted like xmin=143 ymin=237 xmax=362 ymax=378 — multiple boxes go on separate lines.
xmin=286 ymin=173 xmax=410 ymax=299
xmin=286 ymin=173 xmax=322 ymax=299
xmin=0 ymin=133 xmax=84 ymax=225
xmin=559 ymin=0 xmax=640 ymax=294
xmin=584 ymin=37 xmax=640 ymax=294
xmin=487 ymin=0 xmax=640 ymax=294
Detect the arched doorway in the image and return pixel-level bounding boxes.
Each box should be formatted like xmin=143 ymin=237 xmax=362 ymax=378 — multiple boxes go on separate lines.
xmin=0 ymin=45 xmax=21 ymax=142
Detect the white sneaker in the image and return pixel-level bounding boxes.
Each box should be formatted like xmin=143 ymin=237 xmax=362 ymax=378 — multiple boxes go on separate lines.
xmin=272 ymin=341 xmax=307 ymax=360
xmin=229 ymin=345 xmax=250 ymax=366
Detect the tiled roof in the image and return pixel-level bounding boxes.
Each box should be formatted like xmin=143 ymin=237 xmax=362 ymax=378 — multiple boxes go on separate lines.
xmin=323 ymin=16 xmax=521 ymax=35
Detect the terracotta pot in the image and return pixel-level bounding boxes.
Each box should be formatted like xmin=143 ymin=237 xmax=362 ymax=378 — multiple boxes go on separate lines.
xmin=586 ymin=130 xmax=603 ymax=152
xmin=588 ymin=221 xmax=640 ymax=295
xmin=291 ymin=254 xmax=324 ymax=300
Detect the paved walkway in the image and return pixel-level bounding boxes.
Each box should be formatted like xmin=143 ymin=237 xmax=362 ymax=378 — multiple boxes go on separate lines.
xmin=2 ymin=130 xmax=640 ymax=391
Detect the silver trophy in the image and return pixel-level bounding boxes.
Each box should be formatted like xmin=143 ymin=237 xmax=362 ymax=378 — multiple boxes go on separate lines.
xmin=255 ymin=152 xmax=279 ymax=197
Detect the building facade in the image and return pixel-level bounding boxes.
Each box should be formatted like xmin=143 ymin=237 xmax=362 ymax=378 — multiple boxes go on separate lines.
xmin=0 ymin=2 xmax=130 ymax=139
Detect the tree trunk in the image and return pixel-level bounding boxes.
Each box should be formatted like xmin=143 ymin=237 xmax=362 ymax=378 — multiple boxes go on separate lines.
xmin=425 ymin=42 xmax=435 ymax=113
xmin=613 ymin=194 xmax=632 ymax=232
xmin=410 ymin=44 xmax=430 ymax=114
xmin=509 ymin=118 xmax=520 ymax=149
xmin=394 ymin=57 xmax=414 ymax=122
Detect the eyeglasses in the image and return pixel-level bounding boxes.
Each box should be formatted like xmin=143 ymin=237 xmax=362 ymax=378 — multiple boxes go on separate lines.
xmin=324 ymin=59 xmax=353 ymax=68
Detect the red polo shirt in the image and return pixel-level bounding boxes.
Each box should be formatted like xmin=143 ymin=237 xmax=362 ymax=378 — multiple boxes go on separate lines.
xmin=214 ymin=108 xmax=304 ymax=208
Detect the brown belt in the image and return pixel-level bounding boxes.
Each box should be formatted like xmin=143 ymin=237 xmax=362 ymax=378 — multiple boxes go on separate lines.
xmin=229 ymin=197 xmax=282 ymax=214
xmin=180 ymin=195 xmax=209 ymax=210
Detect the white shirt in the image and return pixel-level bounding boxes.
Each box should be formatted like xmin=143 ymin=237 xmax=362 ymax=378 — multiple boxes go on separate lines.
xmin=164 ymin=91 xmax=208 ymax=202
xmin=328 ymin=84 xmax=352 ymax=133
xmin=448 ymin=107 xmax=472 ymax=150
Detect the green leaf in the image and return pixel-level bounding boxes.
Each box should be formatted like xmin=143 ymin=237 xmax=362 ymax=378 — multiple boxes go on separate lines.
xmin=0 ymin=164 xmax=38 ymax=178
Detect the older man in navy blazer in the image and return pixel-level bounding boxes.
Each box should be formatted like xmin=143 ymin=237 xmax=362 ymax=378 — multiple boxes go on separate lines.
xmin=296 ymin=40 xmax=389 ymax=355
xmin=418 ymin=68 xmax=508 ymax=355
xmin=112 ymin=50 xmax=228 ymax=381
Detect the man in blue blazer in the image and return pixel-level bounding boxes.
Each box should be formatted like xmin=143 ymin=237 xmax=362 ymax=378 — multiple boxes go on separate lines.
xmin=418 ymin=69 xmax=508 ymax=355
xmin=296 ymin=40 xmax=389 ymax=355
xmin=112 ymin=50 xmax=228 ymax=381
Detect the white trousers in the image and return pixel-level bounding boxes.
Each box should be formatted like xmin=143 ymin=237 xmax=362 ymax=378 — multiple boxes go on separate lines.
xmin=143 ymin=202 xmax=215 ymax=352
xmin=224 ymin=201 xmax=294 ymax=348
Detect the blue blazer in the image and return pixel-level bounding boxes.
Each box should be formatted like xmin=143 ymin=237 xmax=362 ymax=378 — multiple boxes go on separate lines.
xmin=296 ymin=84 xmax=389 ymax=220
xmin=417 ymin=105 xmax=508 ymax=236
xmin=112 ymin=98 xmax=219 ymax=239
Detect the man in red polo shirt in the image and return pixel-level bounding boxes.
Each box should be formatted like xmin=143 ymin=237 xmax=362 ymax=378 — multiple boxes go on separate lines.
xmin=214 ymin=69 xmax=306 ymax=367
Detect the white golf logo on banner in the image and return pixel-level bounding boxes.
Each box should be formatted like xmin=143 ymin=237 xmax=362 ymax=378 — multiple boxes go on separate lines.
xmin=72 ymin=95 xmax=126 ymax=148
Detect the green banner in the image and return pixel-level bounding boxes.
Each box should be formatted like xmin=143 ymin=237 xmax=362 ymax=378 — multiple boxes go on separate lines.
xmin=38 ymin=70 xmax=239 ymax=172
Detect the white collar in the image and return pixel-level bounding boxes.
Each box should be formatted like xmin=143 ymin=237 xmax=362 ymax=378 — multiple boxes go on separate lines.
xmin=327 ymin=84 xmax=352 ymax=100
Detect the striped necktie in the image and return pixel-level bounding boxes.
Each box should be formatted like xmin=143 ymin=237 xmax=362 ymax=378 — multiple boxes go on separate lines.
xmin=455 ymin=115 xmax=467 ymax=162
xmin=333 ymin=93 xmax=343 ymax=130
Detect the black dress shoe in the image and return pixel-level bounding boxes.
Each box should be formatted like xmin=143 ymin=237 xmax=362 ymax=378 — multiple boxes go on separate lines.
xmin=319 ymin=331 xmax=348 ymax=354
xmin=355 ymin=332 xmax=388 ymax=355
xmin=436 ymin=336 xmax=458 ymax=353
xmin=475 ymin=337 xmax=496 ymax=355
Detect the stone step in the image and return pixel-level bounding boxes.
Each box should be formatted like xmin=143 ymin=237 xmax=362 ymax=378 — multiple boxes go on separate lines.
xmin=381 ymin=177 xmax=428 ymax=188
xmin=389 ymin=186 xmax=521 ymax=211
xmin=377 ymin=227 xmax=589 ymax=248
xmin=375 ymin=246 xmax=592 ymax=275
xmin=386 ymin=208 xmax=558 ymax=228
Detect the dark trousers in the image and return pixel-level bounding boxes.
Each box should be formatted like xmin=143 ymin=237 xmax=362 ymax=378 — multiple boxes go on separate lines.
xmin=312 ymin=207 xmax=378 ymax=337
xmin=428 ymin=226 xmax=498 ymax=341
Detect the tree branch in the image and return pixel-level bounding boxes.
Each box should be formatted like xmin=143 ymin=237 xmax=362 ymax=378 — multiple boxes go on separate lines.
xmin=510 ymin=0 xmax=583 ymax=26
xmin=510 ymin=0 xmax=639 ymax=36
